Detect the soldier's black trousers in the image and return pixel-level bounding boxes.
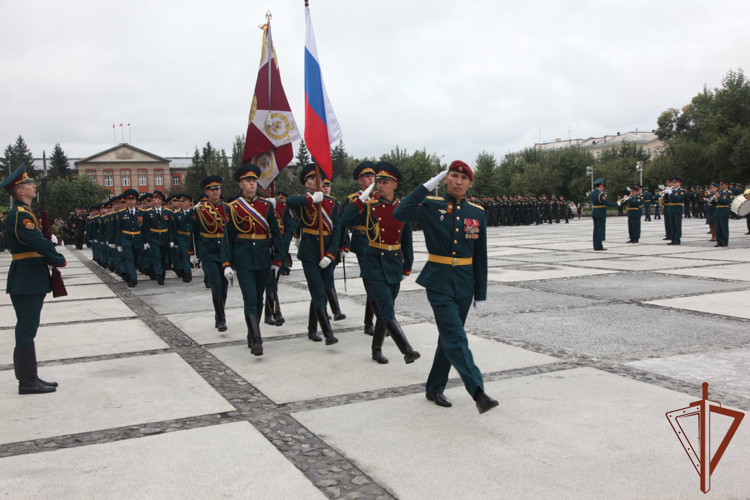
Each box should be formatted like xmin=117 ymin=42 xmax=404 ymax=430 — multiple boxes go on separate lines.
xmin=668 ymin=213 xmax=682 ymax=243
xmin=151 ymin=243 xmax=170 ymax=276
xmin=664 ymin=213 xmax=673 ymax=239
xmin=592 ymin=217 xmax=606 ymax=250
xmin=204 ymin=260 xmax=228 ymax=299
xmin=236 ymin=267 xmax=268 ymax=316
xmin=302 ymin=261 xmax=334 ymax=309
xmin=11 ymin=294 xmax=45 ymax=349
xmin=368 ymin=280 xmax=400 ymax=324
xmin=715 ymin=217 xmax=729 ymax=246
xmin=627 ymin=217 xmax=641 ymax=242
xmin=643 ymin=203 xmax=652 ymax=221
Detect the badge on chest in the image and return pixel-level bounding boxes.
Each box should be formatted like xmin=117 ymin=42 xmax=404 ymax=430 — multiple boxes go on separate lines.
xmin=464 ymin=219 xmax=479 ymax=239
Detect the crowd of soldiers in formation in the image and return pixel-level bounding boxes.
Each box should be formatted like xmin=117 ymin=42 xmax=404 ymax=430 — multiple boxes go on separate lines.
xmin=469 ymin=195 xmax=577 ymax=226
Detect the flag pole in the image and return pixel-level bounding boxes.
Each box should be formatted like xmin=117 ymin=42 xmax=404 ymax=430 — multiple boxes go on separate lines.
xmin=113 ymin=124 xmax=116 ymax=145
xmin=315 ymin=163 xmax=324 ymax=260
xmin=128 ymin=124 xmax=132 ymax=144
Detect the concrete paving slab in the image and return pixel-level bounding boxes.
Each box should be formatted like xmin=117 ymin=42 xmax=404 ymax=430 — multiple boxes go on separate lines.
xmin=294 ymin=367 xmax=750 ymax=499
xmin=627 ymin=348 xmax=750 ymax=400
xmin=486 ymin=247 xmax=552 ymax=258
xmin=646 ymin=289 xmax=750 ymax=320
xmin=0 ymin=261 xmax=87 ymax=273
xmin=0 ymin=298 xmax=135 ymax=328
xmin=338 ymin=273 xmax=424 ymax=296
xmin=210 ymin=322 xmax=555 ymax=404
xmin=58 ymin=266 xmax=95 ymax=277
xmin=0 ymin=353 xmax=234 ymax=444
xmin=0 ymin=284 xmax=115 ymax=306
xmin=168 ymin=297 xmax=367 ymax=345
xmin=0 ymin=421 xmax=325 ymax=500
xmin=513 ymin=272 xmax=750 ymax=301
xmin=0 ymin=319 xmax=169 ymax=363
xmin=487 ymin=264 xmax=618 ymax=282
xmin=1 ymin=274 xmax=103 ymax=288
xmin=565 ymin=256 xmax=729 ymax=271
xmin=501 ymin=250 xmax=617 ymax=263
xmin=526 ymin=241 xmax=630 ymax=251
xmin=486 ymin=238 xmax=554 ymax=247
xmin=654 ymin=263 xmax=750 ymax=281
xmin=602 ymin=244 xmax=717 ymax=256
xmin=679 ymin=248 xmax=750 ymax=262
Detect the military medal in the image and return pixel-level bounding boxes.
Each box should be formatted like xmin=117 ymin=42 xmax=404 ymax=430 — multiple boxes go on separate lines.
xmin=446 ymin=203 xmax=453 ymax=215
xmin=438 ymin=209 xmax=446 ymax=221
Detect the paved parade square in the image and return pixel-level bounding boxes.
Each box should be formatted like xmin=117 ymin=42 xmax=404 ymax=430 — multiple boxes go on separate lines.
xmin=2 ymin=217 xmax=750 ymax=499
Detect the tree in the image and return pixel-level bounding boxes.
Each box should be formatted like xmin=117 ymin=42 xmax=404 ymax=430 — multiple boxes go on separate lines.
xmin=49 ymin=143 xmax=70 ymax=180
xmin=1 ymin=135 xmax=35 ymax=175
xmin=295 ymin=139 xmax=310 ymax=167
xmin=44 ymin=176 xmax=111 ymax=220
xmin=472 ymin=151 xmax=498 ymax=197
xmin=331 ymin=140 xmax=349 ymax=180
xmin=183 ymin=146 xmax=207 ymax=197
xmin=231 ymin=134 xmax=245 ymax=171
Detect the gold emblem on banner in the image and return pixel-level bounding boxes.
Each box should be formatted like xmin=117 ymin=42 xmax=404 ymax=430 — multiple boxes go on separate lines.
xmin=249 ymin=95 xmax=258 ymax=125
xmin=253 ymin=152 xmax=276 ymax=182
xmin=264 ymin=113 xmax=294 ymax=141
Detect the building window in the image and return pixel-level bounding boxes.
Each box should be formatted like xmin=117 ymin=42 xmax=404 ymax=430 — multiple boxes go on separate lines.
xmin=155 ymin=169 xmax=163 ymax=186
xmin=138 ymin=169 xmax=148 ymax=187
xmin=86 ymin=170 xmax=97 ymax=182
xmin=121 ymin=170 xmax=130 ymax=187
xmin=172 ymin=175 xmax=181 ymax=186
xmin=104 ymin=171 xmax=113 ymax=187
xmin=595 ymin=152 xmax=601 ymax=159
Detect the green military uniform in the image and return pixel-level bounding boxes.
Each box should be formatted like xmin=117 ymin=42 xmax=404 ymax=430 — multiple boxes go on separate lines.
xmin=653 ymin=191 xmax=662 ymax=220
xmin=394 ymin=161 xmax=497 ymax=413
xmin=221 ymin=165 xmax=284 ymax=355
xmin=642 ymin=188 xmax=653 ymax=221
xmin=144 ymin=191 xmax=173 ymax=284
xmin=115 ymin=189 xmax=147 ymax=286
xmin=172 ymin=195 xmax=194 ymax=282
xmin=666 ymin=180 xmax=686 ymax=245
xmin=3 ymin=165 xmax=66 ymax=395
xmin=625 ymin=187 xmax=643 ymax=243
xmin=342 ymin=162 xmax=418 ymax=364
xmin=589 ymin=180 xmax=619 ymax=250
xmin=264 ymin=191 xmax=297 ymax=327
xmin=713 ymin=181 xmax=734 ymax=247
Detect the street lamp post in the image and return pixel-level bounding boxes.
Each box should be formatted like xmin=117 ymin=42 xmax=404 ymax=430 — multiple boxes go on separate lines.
xmin=636 ymin=161 xmax=643 ymax=186
xmin=586 ymin=165 xmax=594 ymax=192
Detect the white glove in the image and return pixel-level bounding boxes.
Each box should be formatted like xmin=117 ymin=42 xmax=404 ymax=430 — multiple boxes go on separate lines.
xmin=51 ymin=235 xmax=58 ymax=244
xmin=359 ymin=183 xmax=375 ymax=203
xmin=169 ymin=242 xmax=174 ymax=248
xmin=294 ymin=237 xmax=301 ymax=248
xmin=93 ymin=239 xmax=98 ymax=243
xmin=190 ymin=255 xmax=198 ymax=266
xmin=117 ymin=246 xmax=123 ymax=252
xmin=338 ymin=250 xmax=349 ymax=260
xmin=617 ymin=202 xmax=621 ymax=206
xmin=143 ymin=243 xmax=151 ymax=250
xmin=109 ymin=243 xmax=115 ymax=249
xmin=271 ymin=264 xmax=280 ymax=275
xmin=473 ymin=300 xmax=485 ymax=309
xmin=311 ymin=191 xmax=324 ymax=203
xmin=224 ymin=267 xmax=235 ymax=281
xmin=174 ymin=244 xmax=178 ymax=248
xmin=423 ymin=168 xmax=449 ymax=192
xmin=318 ymin=256 xmax=332 ymax=269
xmin=268 ymin=198 xmax=277 ymax=209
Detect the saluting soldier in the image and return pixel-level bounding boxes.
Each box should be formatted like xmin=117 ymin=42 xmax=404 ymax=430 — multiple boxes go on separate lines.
xmin=115 ymin=189 xmax=147 ymax=287
xmin=345 ymin=161 xmax=379 ymax=335
xmin=666 ymin=177 xmax=686 ymax=245
xmin=590 ymin=179 xmax=620 ymax=251
xmin=713 ymin=180 xmax=734 ymax=247
xmin=263 ymin=190 xmax=297 ymax=326
xmin=2 ymin=165 xmax=66 ymax=394
xmin=625 ymin=184 xmax=643 ymax=243
xmin=286 ymin=164 xmax=342 ymax=345
xmin=194 ymin=176 xmax=230 ymax=331
xmin=394 ymin=160 xmax=499 ymax=414
xmin=342 ymin=162 xmax=418 ymax=364
xmin=221 ymin=165 xmax=284 ymax=356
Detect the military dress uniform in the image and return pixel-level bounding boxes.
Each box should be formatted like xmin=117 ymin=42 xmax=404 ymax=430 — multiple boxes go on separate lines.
xmin=115 ymin=189 xmax=147 ymax=287
xmin=713 ymin=182 xmax=734 ymax=247
xmin=589 ymin=179 xmax=619 ymax=250
xmin=286 ymin=164 xmax=342 ymax=345
xmin=221 ymin=165 xmax=284 ymax=355
xmin=667 ymin=180 xmax=686 ymax=245
xmin=342 ymin=162 xmax=418 ymax=364
xmin=173 ymin=194 xmax=194 ymax=282
xmin=394 ymin=161 xmax=498 ymax=413
xmin=625 ymin=187 xmax=643 ymax=243
xmin=2 ymin=165 xmax=66 ymax=395
xmin=642 ymin=188 xmax=653 ymax=221
xmin=144 ymin=191 xmax=173 ymax=284
xmin=194 ymin=176 xmax=230 ymax=331
xmin=264 ymin=190 xmax=297 ymax=326
xmin=653 ymin=191 xmax=662 ymax=220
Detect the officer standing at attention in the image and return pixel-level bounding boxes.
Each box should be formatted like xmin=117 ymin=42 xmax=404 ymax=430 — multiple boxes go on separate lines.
xmin=641 ymin=187 xmax=653 ymax=221
xmin=394 ymin=160 xmax=498 ymax=414
xmin=221 ymin=164 xmax=284 ymax=356
xmin=342 ymin=162 xmax=418 ymax=365
xmin=666 ymin=177 xmax=686 ymax=245
xmin=712 ymin=180 xmax=734 ymax=247
xmin=346 ymin=161 xmax=379 ymax=335
xmin=589 ymin=179 xmax=620 ymax=251
xmin=2 ymin=165 xmax=66 ymax=394
xmin=625 ymin=184 xmax=643 ymax=243
xmin=194 ymin=176 xmax=230 ymax=332
xmin=70 ymin=207 xmax=86 ymax=250
xmin=286 ymin=164 xmax=342 ymax=345
xmin=144 ymin=190 xmax=173 ymax=285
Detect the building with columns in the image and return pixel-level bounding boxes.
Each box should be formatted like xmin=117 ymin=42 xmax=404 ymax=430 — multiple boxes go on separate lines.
xmin=534 ymin=131 xmax=665 ymax=159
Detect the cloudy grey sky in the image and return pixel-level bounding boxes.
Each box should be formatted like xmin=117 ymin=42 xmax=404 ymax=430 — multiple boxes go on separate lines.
xmin=1 ymin=0 xmax=748 ymax=164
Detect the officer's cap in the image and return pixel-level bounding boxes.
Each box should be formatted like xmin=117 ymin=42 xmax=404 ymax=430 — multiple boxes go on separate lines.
xmin=234 ymin=164 xmax=261 ymax=182
xmin=276 ymin=191 xmax=289 ymax=199
xmin=633 ymin=184 xmax=642 ymax=190
xmin=374 ymin=161 xmax=402 ymax=183
xmin=720 ymin=179 xmax=729 ymax=184
xmin=593 ymin=178 xmax=605 ymax=187
xmin=352 ymin=161 xmax=376 ymax=181
xmin=673 ymin=177 xmax=682 ymax=182
xmin=448 ymin=160 xmax=473 ymax=182
xmin=123 ymin=188 xmax=139 ymax=199
xmin=712 ymin=182 xmax=720 ymax=187
xmin=201 ymin=175 xmax=223 ymax=190
xmin=299 ymin=163 xmax=328 ymax=185
xmin=0 ymin=164 xmax=34 ymax=193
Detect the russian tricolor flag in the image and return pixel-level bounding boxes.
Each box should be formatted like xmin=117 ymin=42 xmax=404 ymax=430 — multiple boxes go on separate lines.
xmin=304 ymin=6 xmax=342 ymax=180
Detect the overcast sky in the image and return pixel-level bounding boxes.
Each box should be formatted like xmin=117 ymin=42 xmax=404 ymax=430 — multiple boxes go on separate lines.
xmin=1 ymin=0 xmax=748 ymax=164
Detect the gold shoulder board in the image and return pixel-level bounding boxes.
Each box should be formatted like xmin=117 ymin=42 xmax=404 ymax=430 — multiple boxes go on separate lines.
xmin=467 ymin=201 xmax=485 ymax=211
xmin=426 ymin=196 xmax=443 ymax=201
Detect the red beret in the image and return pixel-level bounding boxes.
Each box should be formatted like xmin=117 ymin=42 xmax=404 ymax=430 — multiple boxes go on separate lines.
xmin=449 ymin=160 xmax=473 ymax=182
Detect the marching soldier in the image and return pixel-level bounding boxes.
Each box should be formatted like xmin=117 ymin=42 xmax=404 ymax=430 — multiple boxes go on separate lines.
xmin=666 ymin=177 xmax=686 ymax=245
xmin=342 ymin=162 xmax=418 ymax=365
xmin=264 ymin=190 xmax=297 ymax=326
xmin=173 ymin=194 xmax=194 ymax=282
xmin=590 ymin=179 xmax=620 ymax=251
xmin=713 ymin=180 xmax=734 ymax=247
xmin=642 ymin=187 xmax=653 ymax=221
xmin=194 ymin=176 xmax=230 ymax=331
xmin=221 ymin=165 xmax=284 ymax=356
xmin=2 ymin=165 xmax=67 ymax=395
xmin=319 ymin=177 xmax=347 ymax=321
xmin=625 ymin=184 xmax=643 ymax=243
xmin=144 ymin=190 xmax=173 ymax=285
xmin=286 ymin=164 xmax=342 ymax=345
xmin=346 ymin=161 xmax=379 ymax=335
xmin=393 ymin=160 xmax=499 ymax=414
xmin=115 ymin=189 xmax=147 ymax=287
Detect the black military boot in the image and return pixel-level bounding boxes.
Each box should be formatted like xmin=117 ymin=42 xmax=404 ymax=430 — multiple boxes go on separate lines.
xmin=307 ymin=302 xmax=322 ymax=342
xmin=474 ymin=389 xmax=499 ymax=414
xmin=156 ymin=274 xmax=165 ymax=285
xmin=386 ymin=319 xmax=420 ymax=363
xmin=371 ymin=318 xmax=388 ymax=364
xmin=14 ymin=347 xmax=56 ymax=395
xmin=264 ymin=294 xmax=277 ymax=326
xmin=213 ymin=297 xmax=227 ymax=332
xmin=363 ymin=301 xmax=375 ymax=335
xmin=273 ymin=295 xmax=285 ymax=326
xmin=245 ymin=315 xmax=263 ymax=355
xmin=325 ymin=289 xmax=346 ymax=321
xmin=316 ymin=307 xmax=338 ymax=345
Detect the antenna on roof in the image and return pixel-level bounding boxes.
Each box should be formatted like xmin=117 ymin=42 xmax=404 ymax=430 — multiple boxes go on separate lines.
xmin=568 ymin=127 xmax=572 ymax=141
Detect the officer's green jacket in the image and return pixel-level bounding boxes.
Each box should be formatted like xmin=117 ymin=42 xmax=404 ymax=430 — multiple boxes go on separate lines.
xmin=713 ymin=189 xmax=734 ymax=217
xmin=344 ymin=191 xmax=380 ymax=255
xmin=271 ymin=198 xmax=297 ymax=263
xmin=115 ymin=207 xmax=146 ymax=247
xmin=144 ymin=206 xmax=173 ymax=246
xmin=393 ymin=185 xmax=487 ymax=301
xmin=4 ymin=200 xmax=66 ymax=295
xmin=107 ymin=210 xmax=120 ymax=245
xmin=590 ymin=189 xmax=619 ymax=218
xmin=193 ymin=201 xmax=229 ymax=264
xmin=625 ymin=194 xmax=643 ymax=217
xmin=173 ymin=208 xmax=194 ymax=253
xmin=220 ymin=196 xmax=283 ymax=270
xmin=642 ymin=191 xmax=653 ymax=204
xmin=286 ymin=193 xmax=342 ymax=263
xmin=665 ymin=188 xmax=686 ymax=215
xmin=341 ymin=196 xmax=413 ymax=285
